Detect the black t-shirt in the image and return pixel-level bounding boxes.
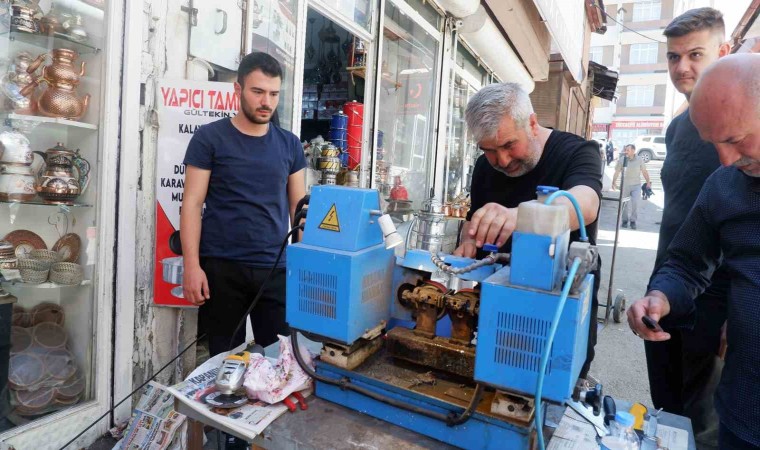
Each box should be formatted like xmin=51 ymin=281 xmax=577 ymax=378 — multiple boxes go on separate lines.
xmin=466 ymin=129 xmax=602 ymax=255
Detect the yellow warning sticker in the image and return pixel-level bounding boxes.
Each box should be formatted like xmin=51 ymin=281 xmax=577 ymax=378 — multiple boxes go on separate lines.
xmin=319 ymin=204 xmax=341 ymax=232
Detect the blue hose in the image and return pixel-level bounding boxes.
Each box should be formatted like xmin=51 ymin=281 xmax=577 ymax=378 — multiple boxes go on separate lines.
xmin=535 ymin=257 xmax=582 ymax=450
xmin=544 ymin=191 xmax=588 ymax=242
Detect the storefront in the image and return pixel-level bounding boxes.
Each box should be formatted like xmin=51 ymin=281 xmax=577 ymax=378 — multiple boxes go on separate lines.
xmin=610 ymin=120 xmax=665 ymax=143
xmin=0 ymin=0 xmax=123 ymax=448
xmin=0 ymin=0 xmax=594 ymax=447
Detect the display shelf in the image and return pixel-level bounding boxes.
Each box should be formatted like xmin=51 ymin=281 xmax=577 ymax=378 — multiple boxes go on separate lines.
xmin=0 ymin=30 xmax=101 ymax=54
xmin=1 ymin=279 xmax=91 ymax=289
xmin=2 ymin=113 xmax=98 ymax=131
xmin=0 ymin=198 xmax=92 ymax=208
xmin=347 ymin=66 xmax=402 ymax=88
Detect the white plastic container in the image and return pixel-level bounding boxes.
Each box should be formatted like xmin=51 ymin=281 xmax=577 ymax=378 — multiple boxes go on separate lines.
xmin=515 ymin=200 xmax=569 ymax=237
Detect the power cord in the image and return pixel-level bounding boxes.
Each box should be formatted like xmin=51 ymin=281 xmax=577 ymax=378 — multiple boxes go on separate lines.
xmin=59 ymin=224 xmax=304 ymax=449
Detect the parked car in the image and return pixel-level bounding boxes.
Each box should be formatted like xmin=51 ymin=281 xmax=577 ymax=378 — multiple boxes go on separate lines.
xmin=633 ymin=135 xmax=666 ymax=162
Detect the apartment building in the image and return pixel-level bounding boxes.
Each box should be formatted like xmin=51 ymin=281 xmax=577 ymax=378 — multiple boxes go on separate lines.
xmin=590 ymin=0 xmax=675 ymax=144
xmin=591 ymin=0 xmax=750 ymax=145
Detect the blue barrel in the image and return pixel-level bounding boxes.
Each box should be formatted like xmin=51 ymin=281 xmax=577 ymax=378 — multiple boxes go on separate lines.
xmin=328 ymin=128 xmax=347 ymax=142
xmin=377 ymin=130 xmax=384 ymax=148
xmin=331 ymin=112 xmax=348 ymax=130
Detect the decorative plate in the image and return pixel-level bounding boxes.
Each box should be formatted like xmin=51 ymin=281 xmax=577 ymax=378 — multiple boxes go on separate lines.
xmin=3 ymin=230 xmax=46 ymax=258
xmin=52 ymin=233 xmax=81 ymax=263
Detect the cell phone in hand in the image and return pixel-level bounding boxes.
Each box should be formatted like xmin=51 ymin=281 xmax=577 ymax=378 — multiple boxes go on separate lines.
xmin=642 ymin=315 xmax=664 ymax=333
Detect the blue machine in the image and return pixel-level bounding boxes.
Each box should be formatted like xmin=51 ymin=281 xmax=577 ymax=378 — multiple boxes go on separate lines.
xmin=286 ymin=186 xmax=394 ymax=344
xmin=287 ymin=186 xmax=596 ymax=450
xmin=475 ymin=217 xmax=591 ymax=403
xmin=475 ymin=267 xmax=592 ymax=402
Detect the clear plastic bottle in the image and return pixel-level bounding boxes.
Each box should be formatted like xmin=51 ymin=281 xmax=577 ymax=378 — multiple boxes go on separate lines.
xmin=600 ymin=411 xmax=641 ymax=450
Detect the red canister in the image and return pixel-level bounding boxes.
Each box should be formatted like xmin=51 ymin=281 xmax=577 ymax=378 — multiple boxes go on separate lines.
xmin=343 ymin=101 xmax=364 ymax=169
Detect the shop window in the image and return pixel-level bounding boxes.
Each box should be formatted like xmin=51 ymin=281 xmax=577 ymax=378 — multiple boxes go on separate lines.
xmin=626 ymin=85 xmax=655 ymax=107
xmin=632 ymin=0 xmax=661 ymax=22
xmin=613 ymin=128 xmax=647 ymax=145
xmin=299 ymin=8 xmax=371 ymax=188
xmin=629 ymin=43 xmax=658 ymax=65
xmin=0 ymin=0 xmax=108 ymax=434
xmin=312 ymin=0 xmax=374 ymax=33
xmin=378 ymin=0 xmax=441 ymax=212
xmin=248 ymin=0 xmax=300 ymax=130
xmin=444 ymin=44 xmax=488 ymax=205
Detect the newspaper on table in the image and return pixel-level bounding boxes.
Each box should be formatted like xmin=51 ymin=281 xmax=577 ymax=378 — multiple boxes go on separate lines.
xmin=114 ymin=382 xmax=188 ymax=450
xmin=165 ymin=335 xmax=313 ymax=440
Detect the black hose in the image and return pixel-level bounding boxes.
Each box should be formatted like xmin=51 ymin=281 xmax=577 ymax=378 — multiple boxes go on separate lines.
xmin=226 ymin=225 xmax=304 ymax=352
xmin=295 ymin=195 xmax=310 ymax=218
xmin=290 ymin=328 xmax=483 ymax=427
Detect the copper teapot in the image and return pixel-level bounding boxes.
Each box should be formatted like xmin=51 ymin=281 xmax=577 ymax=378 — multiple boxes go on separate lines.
xmin=21 ymin=49 xmax=90 ymax=120
xmin=34 ymin=142 xmax=91 ymax=204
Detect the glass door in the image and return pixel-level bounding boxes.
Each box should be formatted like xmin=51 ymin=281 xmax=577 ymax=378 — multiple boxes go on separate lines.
xmin=0 ymin=0 xmax=116 ymax=445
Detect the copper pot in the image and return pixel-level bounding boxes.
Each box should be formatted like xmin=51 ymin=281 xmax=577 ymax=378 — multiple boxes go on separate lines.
xmin=21 ymin=49 xmax=90 ymax=120
xmin=34 ymin=143 xmax=90 ymax=204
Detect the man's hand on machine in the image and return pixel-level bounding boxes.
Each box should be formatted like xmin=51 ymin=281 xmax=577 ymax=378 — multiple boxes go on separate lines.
xmin=183 ymin=264 xmax=210 ymax=306
xmin=627 ymin=291 xmax=672 ymax=341
xmin=453 ymin=204 xmax=517 ymax=257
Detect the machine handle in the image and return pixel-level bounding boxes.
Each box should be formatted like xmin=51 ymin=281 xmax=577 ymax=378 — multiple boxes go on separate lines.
xmin=215 ymin=9 xmax=228 ymax=34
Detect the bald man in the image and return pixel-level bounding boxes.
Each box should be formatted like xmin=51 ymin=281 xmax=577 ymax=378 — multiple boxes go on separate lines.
xmin=628 ymin=54 xmax=760 ymax=450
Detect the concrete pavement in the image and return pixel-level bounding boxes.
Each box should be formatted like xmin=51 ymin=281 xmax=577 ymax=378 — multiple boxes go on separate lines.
xmin=588 ymin=163 xmax=666 ymax=411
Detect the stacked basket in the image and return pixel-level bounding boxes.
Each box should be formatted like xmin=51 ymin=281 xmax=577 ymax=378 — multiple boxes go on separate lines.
xmin=17 ymin=250 xmax=83 ymax=285
xmin=9 ymin=303 xmax=85 ymax=416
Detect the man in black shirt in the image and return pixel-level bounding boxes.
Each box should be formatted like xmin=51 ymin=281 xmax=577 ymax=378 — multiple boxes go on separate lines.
xmin=645 ymin=9 xmax=731 ymax=448
xmin=453 ymin=82 xmax=602 ymax=378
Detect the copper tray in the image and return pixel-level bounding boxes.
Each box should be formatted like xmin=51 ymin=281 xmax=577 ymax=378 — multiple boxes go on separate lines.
xmin=3 ymin=230 xmax=46 ymax=258
xmin=52 ymin=233 xmax=81 ymax=263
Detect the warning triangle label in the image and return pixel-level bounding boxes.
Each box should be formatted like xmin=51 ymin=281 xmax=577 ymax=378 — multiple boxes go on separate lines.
xmin=318 ymin=204 xmax=341 ymax=232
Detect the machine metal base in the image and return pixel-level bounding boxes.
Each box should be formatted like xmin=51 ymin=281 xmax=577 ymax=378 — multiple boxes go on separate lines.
xmin=320 ymin=338 xmax=384 ymax=370
xmin=385 ymin=327 xmax=476 ymax=378
xmin=314 ymin=352 xmax=540 ymax=450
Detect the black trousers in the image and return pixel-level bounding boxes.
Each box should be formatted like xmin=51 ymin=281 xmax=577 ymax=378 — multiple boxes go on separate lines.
xmin=644 ymin=290 xmax=727 ymax=447
xmin=199 ymin=258 xmax=288 ymax=356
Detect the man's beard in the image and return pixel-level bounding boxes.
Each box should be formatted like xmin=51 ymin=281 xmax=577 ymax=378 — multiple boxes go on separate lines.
xmin=241 ymin=97 xmax=272 ymax=125
xmin=734 ymin=157 xmax=760 ymax=177
xmin=491 ymin=137 xmax=541 ymax=178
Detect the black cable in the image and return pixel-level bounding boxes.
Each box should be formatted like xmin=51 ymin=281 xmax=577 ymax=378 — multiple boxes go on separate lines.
xmin=61 ymin=226 xmax=303 ymax=449
xmin=290 ymin=328 xmax=484 ymax=427
xmin=294 ymin=195 xmax=310 ymax=218
xmin=591 ymin=2 xmax=666 ymax=44
xmin=59 ymin=333 xmax=206 ymax=450
xmin=226 ymin=224 xmax=304 ymax=352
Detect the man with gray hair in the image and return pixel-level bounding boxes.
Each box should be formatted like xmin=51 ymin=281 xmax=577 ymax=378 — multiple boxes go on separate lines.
xmin=454 ymin=82 xmax=602 ymax=378
xmin=628 ymin=53 xmax=760 ymax=450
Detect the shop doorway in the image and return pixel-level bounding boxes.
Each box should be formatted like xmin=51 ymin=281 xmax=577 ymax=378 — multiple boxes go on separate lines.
xmin=300 ymin=8 xmax=369 ymax=187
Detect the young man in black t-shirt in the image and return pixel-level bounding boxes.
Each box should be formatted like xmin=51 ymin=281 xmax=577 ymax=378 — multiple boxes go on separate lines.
xmin=454 ymin=82 xmax=602 ymax=378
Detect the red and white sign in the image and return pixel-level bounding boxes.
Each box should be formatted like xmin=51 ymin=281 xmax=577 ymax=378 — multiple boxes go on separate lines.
xmin=154 ymin=79 xmax=238 ymax=306
xmin=611 ymin=121 xmax=664 ymax=129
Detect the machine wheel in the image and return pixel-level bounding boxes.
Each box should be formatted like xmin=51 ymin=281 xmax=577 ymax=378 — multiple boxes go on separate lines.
xmin=613 ymin=293 xmax=626 ymax=323
xmin=638 ymin=149 xmax=653 ymax=163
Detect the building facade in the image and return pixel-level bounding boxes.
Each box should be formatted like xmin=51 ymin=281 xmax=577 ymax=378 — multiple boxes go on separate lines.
xmin=590 ymin=0 xmax=675 ymax=144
